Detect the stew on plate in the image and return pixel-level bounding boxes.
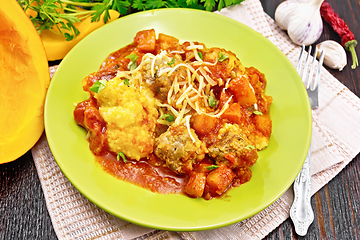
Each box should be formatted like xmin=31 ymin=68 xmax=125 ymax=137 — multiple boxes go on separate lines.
xmin=74 ymin=29 xmax=273 ymax=200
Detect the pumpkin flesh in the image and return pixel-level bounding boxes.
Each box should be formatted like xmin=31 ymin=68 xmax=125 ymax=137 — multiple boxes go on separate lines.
xmin=0 ymin=0 xmax=50 ymax=163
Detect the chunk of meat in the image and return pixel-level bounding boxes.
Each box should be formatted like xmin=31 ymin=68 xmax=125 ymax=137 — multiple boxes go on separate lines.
xmin=208 ymin=123 xmax=258 ymax=168
xmin=154 ymin=125 xmax=208 ymax=175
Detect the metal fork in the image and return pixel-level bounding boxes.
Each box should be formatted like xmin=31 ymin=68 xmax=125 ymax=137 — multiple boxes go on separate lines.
xmin=290 ymin=45 xmax=325 ymax=236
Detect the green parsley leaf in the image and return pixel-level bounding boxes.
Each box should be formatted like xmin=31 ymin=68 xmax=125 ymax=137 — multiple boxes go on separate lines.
xmin=202 ymin=0 xmax=216 ymax=11
xmin=123 ymin=79 xmax=130 ymax=85
xmin=253 ymin=111 xmax=263 ymax=115
xmin=245 ymin=145 xmax=256 ymax=150
xmin=167 ymin=57 xmax=176 ymax=66
xmin=159 ymin=114 xmax=175 ymax=122
xmin=117 ymin=151 xmax=127 ymax=163
xmin=125 ymin=53 xmax=139 ymax=70
xmin=144 ymin=0 xmax=165 ymax=9
xmin=132 ymin=0 xmax=147 ymax=10
xmin=218 ymin=51 xmax=229 ymax=62
xmin=89 ymin=79 xmax=107 ymax=93
xmin=198 ymin=51 xmax=203 ymax=60
xmin=20 ymin=0 xmax=245 ymax=42
xmin=206 ymin=165 xmax=219 ymax=170
xmin=208 ymin=95 xmax=216 ymax=108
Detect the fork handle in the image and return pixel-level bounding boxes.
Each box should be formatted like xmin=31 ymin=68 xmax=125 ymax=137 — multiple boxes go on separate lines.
xmin=290 ymin=148 xmax=314 ymax=236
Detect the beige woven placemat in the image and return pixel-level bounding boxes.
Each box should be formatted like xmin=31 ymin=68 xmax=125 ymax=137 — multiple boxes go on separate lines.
xmin=32 ymin=1 xmax=360 ymax=239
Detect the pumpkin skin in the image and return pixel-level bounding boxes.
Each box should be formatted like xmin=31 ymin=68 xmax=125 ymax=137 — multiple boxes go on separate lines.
xmin=0 ymin=0 xmax=50 ymax=163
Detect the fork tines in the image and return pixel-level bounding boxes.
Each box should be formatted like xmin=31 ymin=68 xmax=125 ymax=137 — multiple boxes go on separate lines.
xmin=296 ymin=45 xmax=325 ymax=91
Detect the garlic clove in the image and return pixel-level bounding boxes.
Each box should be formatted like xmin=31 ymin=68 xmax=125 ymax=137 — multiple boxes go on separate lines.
xmin=274 ymin=0 xmax=298 ymax=30
xmin=275 ymin=0 xmax=324 ymax=46
xmin=316 ymin=40 xmax=347 ymax=71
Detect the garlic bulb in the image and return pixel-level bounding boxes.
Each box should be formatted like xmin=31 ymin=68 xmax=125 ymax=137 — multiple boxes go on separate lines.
xmin=316 ymin=40 xmax=347 ymax=71
xmin=275 ymin=0 xmax=324 ymax=46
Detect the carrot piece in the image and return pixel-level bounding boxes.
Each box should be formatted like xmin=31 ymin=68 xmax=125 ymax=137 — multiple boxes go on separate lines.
xmin=221 ymin=103 xmax=242 ymax=124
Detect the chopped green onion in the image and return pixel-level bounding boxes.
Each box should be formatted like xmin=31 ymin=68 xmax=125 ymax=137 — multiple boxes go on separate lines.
xmin=167 ymin=57 xmax=175 ymax=65
xmin=208 ymin=95 xmax=216 ymax=108
xmin=123 ymin=79 xmax=130 ymax=86
xmin=198 ymin=51 xmax=203 ymax=60
xmin=245 ymin=145 xmax=256 ymax=150
xmin=89 ymin=79 xmax=107 ymax=93
xmin=218 ymin=51 xmax=229 ymax=62
xmin=206 ymin=165 xmax=219 ymax=170
xmin=117 ymin=151 xmax=127 ymax=163
xmin=125 ymin=53 xmax=138 ymax=70
xmin=253 ymin=111 xmax=263 ymax=115
xmin=159 ymin=114 xmax=175 ymax=122
xmin=125 ymin=53 xmax=138 ymax=62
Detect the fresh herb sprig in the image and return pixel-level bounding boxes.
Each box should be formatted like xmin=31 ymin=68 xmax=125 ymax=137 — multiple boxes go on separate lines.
xmin=18 ymin=0 xmax=245 ymax=41
xmin=18 ymin=0 xmax=99 ymax=40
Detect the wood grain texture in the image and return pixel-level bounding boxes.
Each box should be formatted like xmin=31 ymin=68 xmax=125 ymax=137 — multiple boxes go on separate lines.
xmin=1 ymin=0 xmax=359 ymax=239
xmin=0 ymin=152 xmax=57 ymax=239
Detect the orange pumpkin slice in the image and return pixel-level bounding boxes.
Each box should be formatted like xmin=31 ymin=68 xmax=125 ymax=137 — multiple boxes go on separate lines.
xmin=0 ymin=0 xmax=50 ymax=163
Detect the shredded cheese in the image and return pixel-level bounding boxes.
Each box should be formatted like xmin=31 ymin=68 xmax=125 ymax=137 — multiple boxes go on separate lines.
xmin=120 ymin=46 xmax=239 ymax=128
xmin=158 ymin=103 xmax=179 ymax=117
xmin=185 ymin=115 xmax=196 ymax=143
xmin=198 ymin=67 xmax=217 ymax=86
xmin=186 ymin=44 xmax=204 ymax=50
xmin=174 ymin=100 xmax=189 ymax=125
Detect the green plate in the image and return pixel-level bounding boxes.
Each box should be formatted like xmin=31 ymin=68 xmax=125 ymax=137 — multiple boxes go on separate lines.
xmin=45 ymin=9 xmax=311 ymax=231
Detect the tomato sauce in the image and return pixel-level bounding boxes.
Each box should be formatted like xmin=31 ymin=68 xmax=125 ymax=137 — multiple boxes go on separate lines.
xmin=95 ymin=153 xmax=187 ymax=194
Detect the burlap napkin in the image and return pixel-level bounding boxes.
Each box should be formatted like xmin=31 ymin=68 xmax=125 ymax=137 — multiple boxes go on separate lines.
xmin=31 ymin=0 xmax=360 ymax=239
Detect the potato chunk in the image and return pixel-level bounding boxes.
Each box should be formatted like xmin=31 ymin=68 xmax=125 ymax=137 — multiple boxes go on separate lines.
xmin=184 ymin=172 xmax=206 ymax=198
xmin=206 ymin=166 xmax=235 ymax=195
xmin=228 ymin=75 xmax=257 ymax=107
xmin=134 ymin=29 xmax=156 ymax=52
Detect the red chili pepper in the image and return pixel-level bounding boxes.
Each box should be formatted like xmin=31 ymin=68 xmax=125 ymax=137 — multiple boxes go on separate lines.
xmin=320 ymin=1 xmax=358 ymax=69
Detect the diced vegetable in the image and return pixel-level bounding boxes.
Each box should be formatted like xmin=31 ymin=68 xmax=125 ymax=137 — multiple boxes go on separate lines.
xmin=253 ymin=114 xmax=272 ymax=137
xmin=221 ymin=103 xmax=242 ymax=124
xmin=134 ymin=29 xmax=156 ymax=52
xmin=191 ymin=114 xmax=219 ymax=135
xmin=206 ymin=165 xmax=235 ymax=195
xmin=228 ymin=76 xmax=257 ymax=106
xmin=184 ymin=172 xmax=206 ymax=198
